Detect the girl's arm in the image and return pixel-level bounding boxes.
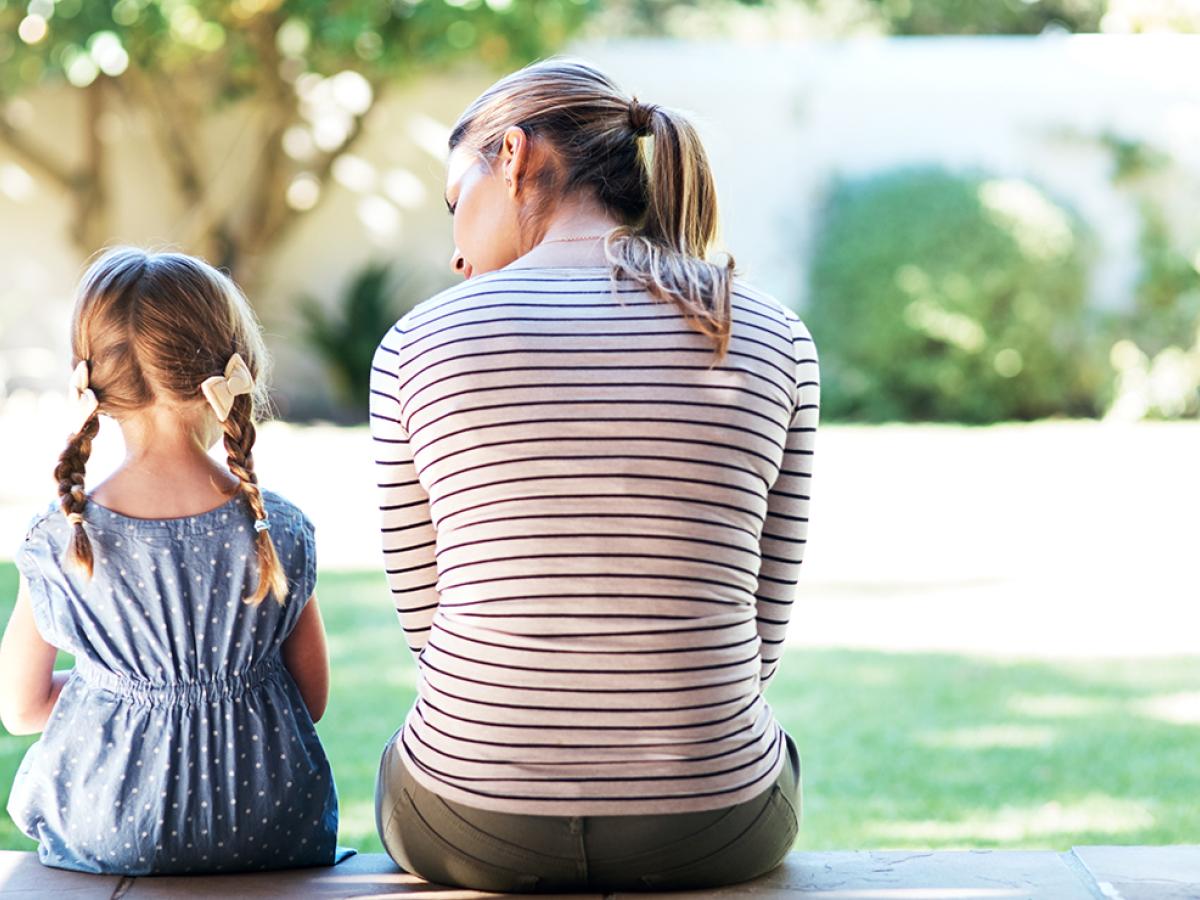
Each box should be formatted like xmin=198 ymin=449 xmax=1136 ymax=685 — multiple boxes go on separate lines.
xmin=0 ymin=576 xmax=66 ymax=735
xmin=281 ymin=594 xmax=329 ymax=722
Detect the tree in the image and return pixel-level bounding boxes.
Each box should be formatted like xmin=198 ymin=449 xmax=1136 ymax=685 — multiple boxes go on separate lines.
xmin=861 ymin=0 xmax=1104 ymax=35
xmin=0 ymin=0 xmax=598 ymax=292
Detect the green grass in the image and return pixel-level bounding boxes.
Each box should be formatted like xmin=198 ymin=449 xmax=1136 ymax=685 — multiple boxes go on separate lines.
xmin=2 ymin=562 xmax=1198 ymax=852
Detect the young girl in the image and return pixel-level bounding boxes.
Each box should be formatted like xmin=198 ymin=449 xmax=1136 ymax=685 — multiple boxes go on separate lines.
xmin=0 ymin=247 xmax=340 ymax=874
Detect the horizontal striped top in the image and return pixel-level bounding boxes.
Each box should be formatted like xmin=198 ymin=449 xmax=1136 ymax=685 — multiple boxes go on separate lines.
xmin=368 ymin=265 xmax=819 ymax=816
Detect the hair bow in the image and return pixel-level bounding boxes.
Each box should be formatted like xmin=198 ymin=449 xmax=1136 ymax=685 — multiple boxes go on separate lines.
xmin=70 ymin=361 xmax=99 ymax=431
xmin=200 ymin=353 xmax=255 ymax=422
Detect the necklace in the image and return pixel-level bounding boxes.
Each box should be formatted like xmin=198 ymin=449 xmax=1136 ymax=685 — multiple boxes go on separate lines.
xmin=539 ymin=234 xmax=607 ymax=245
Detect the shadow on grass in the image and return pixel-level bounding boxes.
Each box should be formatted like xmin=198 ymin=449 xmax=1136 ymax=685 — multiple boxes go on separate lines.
xmin=1 ymin=562 xmax=1197 ymax=854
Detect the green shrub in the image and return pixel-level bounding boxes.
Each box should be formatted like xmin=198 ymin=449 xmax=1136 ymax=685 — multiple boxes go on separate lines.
xmin=298 ymin=261 xmax=423 ymax=420
xmin=807 ymin=167 xmax=1107 ymax=422
xmin=1106 ymin=201 xmax=1200 ymax=419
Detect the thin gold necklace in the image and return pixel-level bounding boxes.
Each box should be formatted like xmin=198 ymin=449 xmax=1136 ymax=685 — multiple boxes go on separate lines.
xmin=539 ymin=234 xmax=606 ymax=245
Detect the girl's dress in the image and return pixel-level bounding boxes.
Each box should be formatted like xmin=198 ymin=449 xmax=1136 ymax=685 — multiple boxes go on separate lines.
xmin=7 ymin=490 xmax=339 ymax=875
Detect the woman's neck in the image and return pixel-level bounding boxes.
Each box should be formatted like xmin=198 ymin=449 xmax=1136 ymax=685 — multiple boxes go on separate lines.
xmin=506 ymin=201 xmax=623 ymax=270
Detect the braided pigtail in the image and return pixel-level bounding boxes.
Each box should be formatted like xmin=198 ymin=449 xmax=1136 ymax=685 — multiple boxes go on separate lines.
xmin=54 ymin=411 xmax=101 ymax=577
xmin=222 ymin=395 xmax=288 ymax=606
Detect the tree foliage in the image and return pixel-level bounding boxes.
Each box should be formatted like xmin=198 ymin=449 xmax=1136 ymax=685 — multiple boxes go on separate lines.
xmin=0 ymin=0 xmax=597 ymax=287
xmin=860 ymin=0 xmax=1105 ymax=35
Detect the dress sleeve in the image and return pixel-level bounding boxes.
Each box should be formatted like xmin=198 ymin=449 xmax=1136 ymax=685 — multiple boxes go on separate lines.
xmin=13 ymin=512 xmax=74 ymax=649
xmin=296 ymin=512 xmax=318 ymax=602
xmin=279 ymin=509 xmax=317 ymax=633
xmin=754 ymin=313 xmax=820 ymax=692
xmin=370 ymin=326 xmax=440 ymax=659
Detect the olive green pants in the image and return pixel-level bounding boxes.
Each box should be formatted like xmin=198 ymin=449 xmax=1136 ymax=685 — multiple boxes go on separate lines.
xmin=375 ymin=730 xmax=801 ymax=893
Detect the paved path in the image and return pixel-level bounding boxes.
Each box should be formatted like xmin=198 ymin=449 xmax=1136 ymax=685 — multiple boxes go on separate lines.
xmin=1 ymin=404 xmax=1195 ymax=659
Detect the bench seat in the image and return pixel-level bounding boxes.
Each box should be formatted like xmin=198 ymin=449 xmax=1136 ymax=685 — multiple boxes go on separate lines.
xmin=1 ymin=846 xmax=1197 ymax=898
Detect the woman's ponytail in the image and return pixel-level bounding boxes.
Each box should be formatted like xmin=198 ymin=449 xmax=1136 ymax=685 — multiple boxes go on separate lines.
xmin=605 ymin=102 xmax=734 ymax=363
xmin=449 ymin=59 xmax=736 ymax=363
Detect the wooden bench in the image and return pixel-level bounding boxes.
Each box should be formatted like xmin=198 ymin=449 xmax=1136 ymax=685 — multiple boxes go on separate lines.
xmin=1 ymin=846 xmax=1197 ymax=898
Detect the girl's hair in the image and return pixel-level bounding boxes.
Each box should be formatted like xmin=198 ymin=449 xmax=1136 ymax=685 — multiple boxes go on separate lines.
xmin=449 ymin=57 xmax=735 ymax=360
xmin=57 ymin=247 xmax=289 ymax=605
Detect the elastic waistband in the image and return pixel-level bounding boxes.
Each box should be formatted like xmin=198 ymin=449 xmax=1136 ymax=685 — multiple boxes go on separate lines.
xmin=74 ymin=656 xmax=285 ymax=707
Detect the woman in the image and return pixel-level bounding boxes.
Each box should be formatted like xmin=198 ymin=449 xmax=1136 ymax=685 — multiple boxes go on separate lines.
xmin=368 ymin=58 xmax=818 ymax=892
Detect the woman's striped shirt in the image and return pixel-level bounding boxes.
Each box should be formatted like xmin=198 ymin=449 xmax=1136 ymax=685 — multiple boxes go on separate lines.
xmin=368 ymin=265 xmax=819 ymax=816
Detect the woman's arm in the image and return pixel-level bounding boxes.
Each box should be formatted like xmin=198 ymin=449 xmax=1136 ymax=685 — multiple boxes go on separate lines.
xmin=369 ymin=335 xmax=441 ymax=658
xmin=281 ymin=594 xmax=330 ymax=722
xmin=0 ymin=576 xmax=67 ymax=735
xmin=753 ymin=315 xmax=820 ymax=692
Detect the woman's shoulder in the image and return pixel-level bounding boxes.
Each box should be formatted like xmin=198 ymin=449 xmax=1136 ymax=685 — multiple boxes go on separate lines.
xmin=731 ymin=277 xmax=814 ymax=344
xmin=731 ymin=276 xmax=797 ymax=320
xmin=393 ymin=269 xmax=528 ymax=335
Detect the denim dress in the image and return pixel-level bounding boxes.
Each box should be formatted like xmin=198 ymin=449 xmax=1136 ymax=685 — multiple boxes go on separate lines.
xmin=7 ymin=490 xmax=340 ymax=875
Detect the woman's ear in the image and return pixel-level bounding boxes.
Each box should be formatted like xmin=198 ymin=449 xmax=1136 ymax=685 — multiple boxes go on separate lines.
xmin=501 ymin=126 xmax=528 ymax=199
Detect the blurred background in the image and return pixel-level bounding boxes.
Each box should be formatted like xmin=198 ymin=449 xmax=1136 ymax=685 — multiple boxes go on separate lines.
xmin=1 ymin=0 xmax=1198 ymax=856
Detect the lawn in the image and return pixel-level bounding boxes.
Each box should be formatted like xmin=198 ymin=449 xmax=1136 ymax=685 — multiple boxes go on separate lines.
xmin=1 ymin=562 xmax=1197 ymax=854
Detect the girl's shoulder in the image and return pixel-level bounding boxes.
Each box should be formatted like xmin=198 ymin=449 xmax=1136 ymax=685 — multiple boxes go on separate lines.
xmin=259 ymin=489 xmax=314 ymax=536
xmin=19 ymin=501 xmax=69 ymax=556
xmin=18 ymin=491 xmax=312 ymax=553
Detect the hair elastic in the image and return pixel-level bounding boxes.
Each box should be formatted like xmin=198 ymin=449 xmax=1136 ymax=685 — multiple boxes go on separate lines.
xmin=628 ymin=97 xmax=657 ymax=137
xmin=253 ymin=516 xmax=271 ymax=533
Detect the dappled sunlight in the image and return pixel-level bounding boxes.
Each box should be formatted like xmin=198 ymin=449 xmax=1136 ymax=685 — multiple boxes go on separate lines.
xmin=1006 ymin=694 xmax=1122 ymax=719
xmin=903 ymin=296 xmax=987 ymax=353
xmin=804 ymin=892 xmax=1043 ymax=899
xmin=306 ymin=875 xmax=499 ymax=900
xmin=847 ymin=662 xmax=899 ymax=686
xmin=916 ymin=725 xmax=1057 ymax=750
xmin=977 ymin=178 xmax=1076 ymax=261
xmin=864 ymin=797 xmax=1156 ymax=844
xmin=773 ymin=647 xmax=1200 ymax=850
xmin=1136 ymin=691 xmax=1200 ymax=726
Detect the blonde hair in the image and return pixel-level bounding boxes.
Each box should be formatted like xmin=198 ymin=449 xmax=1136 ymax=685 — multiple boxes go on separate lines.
xmin=449 ymin=57 xmax=734 ymax=360
xmin=57 ymin=247 xmax=289 ymax=605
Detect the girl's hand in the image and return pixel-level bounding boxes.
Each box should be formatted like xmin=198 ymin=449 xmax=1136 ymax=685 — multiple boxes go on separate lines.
xmin=281 ymin=594 xmax=330 ymax=723
xmin=0 ymin=576 xmax=66 ymax=735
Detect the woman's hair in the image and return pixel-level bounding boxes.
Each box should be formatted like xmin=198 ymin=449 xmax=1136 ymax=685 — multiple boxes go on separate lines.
xmin=449 ymin=57 xmax=735 ymax=360
xmin=57 ymin=247 xmax=289 ymax=605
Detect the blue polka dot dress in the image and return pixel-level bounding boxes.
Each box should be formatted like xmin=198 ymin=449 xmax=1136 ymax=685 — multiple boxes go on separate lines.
xmin=7 ymin=490 xmax=341 ymax=875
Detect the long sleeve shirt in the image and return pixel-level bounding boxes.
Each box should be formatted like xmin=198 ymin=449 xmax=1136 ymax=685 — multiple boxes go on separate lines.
xmin=368 ymin=265 xmax=819 ymax=815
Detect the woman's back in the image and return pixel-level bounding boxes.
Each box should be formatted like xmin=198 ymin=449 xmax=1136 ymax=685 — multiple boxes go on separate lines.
xmin=370 ymin=266 xmax=818 ymax=816
xmin=9 ymin=492 xmax=338 ymax=874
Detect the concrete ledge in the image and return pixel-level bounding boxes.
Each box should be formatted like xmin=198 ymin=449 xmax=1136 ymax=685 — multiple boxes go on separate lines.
xmin=1 ymin=847 xmax=1197 ymax=898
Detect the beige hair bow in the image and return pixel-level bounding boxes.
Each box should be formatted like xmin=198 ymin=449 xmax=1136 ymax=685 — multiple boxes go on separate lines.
xmin=201 ymin=353 xmax=255 ymax=422
xmin=71 ymin=361 xmax=99 ymax=431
